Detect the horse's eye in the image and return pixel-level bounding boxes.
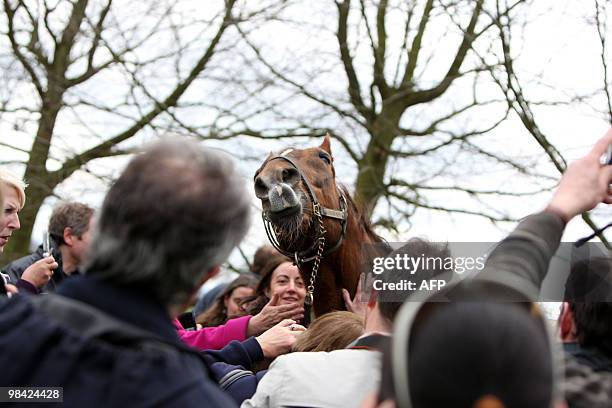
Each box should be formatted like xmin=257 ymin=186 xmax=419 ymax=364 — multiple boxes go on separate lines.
xmin=319 ymin=152 xmax=331 ymax=165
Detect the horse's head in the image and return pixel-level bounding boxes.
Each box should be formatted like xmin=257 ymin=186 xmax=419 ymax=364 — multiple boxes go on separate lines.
xmin=254 ymin=136 xmax=346 ymax=255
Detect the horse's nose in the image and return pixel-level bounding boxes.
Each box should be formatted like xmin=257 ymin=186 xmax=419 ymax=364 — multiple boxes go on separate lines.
xmin=268 ymin=183 xmax=299 ymax=213
xmin=255 ymin=166 xmax=300 ymax=199
xmin=254 ymin=175 xmax=269 ymax=199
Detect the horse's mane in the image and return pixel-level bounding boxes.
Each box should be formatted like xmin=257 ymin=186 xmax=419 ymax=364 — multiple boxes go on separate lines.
xmin=339 ymin=185 xmax=384 ymax=244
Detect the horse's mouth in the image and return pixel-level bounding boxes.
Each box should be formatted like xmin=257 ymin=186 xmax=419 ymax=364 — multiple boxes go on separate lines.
xmin=267 ymin=204 xmax=301 ymax=222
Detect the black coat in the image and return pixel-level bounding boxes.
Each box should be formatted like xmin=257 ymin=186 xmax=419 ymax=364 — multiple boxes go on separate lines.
xmin=0 ymin=276 xmax=237 ymax=408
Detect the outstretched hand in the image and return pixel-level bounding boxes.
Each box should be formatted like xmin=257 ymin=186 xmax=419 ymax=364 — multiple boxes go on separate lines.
xmin=247 ymin=293 xmax=305 ymax=336
xmin=547 ymin=128 xmax=612 ymax=222
xmin=255 ymin=319 xmax=306 ymax=359
xmin=342 ymin=274 xmax=367 ymax=319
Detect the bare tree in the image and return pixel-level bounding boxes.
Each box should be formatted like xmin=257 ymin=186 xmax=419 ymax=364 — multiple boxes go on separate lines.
xmin=229 ymin=0 xmax=560 ymax=231
xmin=0 ymin=0 xmax=287 ymax=259
xmin=484 ymin=0 xmax=612 ymax=245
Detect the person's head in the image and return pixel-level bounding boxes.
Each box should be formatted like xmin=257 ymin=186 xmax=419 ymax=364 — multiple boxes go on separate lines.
xmin=264 ymin=261 xmax=305 ymax=305
xmin=560 ymin=257 xmax=612 ymax=355
xmin=293 ymin=311 xmax=363 ymax=352
xmin=365 ymin=239 xmax=452 ymax=332
xmin=196 ymin=275 xmax=258 ymax=327
xmin=48 ymin=202 xmax=95 ymax=264
xmin=84 ymin=139 xmax=251 ymax=314
xmin=390 ymin=302 xmax=555 ymax=408
xmin=244 ymin=254 xmax=305 ymax=315
xmin=0 ymin=170 xmax=26 ymax=254
xmin=0 ymin=181 xmax=4 ymax=228
xmin=250 ymin=244 xmax=279 ymax=276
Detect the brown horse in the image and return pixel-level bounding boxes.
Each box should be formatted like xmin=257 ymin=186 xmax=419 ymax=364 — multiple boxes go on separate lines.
xmin=254 ymin=135 xmax=383 ymax=316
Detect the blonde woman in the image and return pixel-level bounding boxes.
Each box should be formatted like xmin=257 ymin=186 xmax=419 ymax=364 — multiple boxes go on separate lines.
xmin=0 ymin=170 xmax=57 ymax=292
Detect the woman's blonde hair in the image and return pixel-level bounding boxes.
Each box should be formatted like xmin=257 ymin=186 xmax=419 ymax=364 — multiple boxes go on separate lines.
xmin=293 ymin=311 xmax=364 ymax=352
xmin=0 ymin=170 xmax=26 ymax=209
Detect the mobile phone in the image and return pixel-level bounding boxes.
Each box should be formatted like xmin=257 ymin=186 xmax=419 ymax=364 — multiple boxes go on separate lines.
xmin=42 ymin=230 xmax=50 ymax=257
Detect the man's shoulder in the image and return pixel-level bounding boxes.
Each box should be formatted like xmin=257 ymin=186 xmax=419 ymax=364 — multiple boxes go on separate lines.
xmin=0 ymin=295 xmax=235 ymax=407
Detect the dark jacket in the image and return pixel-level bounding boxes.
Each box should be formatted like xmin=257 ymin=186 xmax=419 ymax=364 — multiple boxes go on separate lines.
xmin=564 ymin=342 xmax=612 ymax=373
xmin=1 ymin=240 xmax=70 ymax=293
xmin=0 ymin=276 xmax=239 ymax=408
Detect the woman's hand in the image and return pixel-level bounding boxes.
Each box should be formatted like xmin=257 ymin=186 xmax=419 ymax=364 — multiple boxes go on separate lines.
xmin=247 ymin=293 xmax=304 ymax=336
xmin=255 ymin=319 xmax=306 ymax=358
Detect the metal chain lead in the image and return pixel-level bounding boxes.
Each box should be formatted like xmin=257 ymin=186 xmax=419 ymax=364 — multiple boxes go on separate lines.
xmin=305 ymin=202 xmax=326 ymax=306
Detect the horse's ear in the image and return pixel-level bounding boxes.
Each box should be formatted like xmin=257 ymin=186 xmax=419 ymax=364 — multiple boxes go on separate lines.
xmin=320 ymin=133 xmax=332 ymax=154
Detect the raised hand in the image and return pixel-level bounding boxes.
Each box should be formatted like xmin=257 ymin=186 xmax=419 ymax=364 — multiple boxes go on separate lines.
xmin=547 ymin=128 xmax=612 ymax=222
xmin=21 ymin=256 xmax=58 ymax=289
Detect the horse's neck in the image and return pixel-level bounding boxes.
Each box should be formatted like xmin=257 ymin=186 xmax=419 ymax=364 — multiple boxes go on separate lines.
xmin=321 ymin=203 xmax=377 ymax=293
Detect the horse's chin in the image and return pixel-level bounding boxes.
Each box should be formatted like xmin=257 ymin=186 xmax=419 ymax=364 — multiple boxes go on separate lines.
xmin=268 ymin=209 xmax=311 ymax=251
xmin=267 ymin=205 xmax=301 ymax=222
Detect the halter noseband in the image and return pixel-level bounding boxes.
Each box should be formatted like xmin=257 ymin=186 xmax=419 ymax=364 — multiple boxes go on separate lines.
xmin=258 ymin=154 xmax=348 ymax=306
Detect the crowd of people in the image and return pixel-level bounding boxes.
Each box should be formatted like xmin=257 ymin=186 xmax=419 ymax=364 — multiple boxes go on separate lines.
xmin=0 ymin=130 xmax=611 ymax=407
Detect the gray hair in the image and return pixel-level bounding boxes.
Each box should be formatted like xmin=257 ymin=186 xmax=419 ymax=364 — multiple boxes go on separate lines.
xmin=84 ymin=139 xmax=251 ymax=308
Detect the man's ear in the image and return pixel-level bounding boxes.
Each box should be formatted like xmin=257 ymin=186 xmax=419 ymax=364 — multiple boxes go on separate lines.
xmin=559 ymin=302 xmax=576 ymax=342
xmin=63 ymin=227 xmax=75 ymax=247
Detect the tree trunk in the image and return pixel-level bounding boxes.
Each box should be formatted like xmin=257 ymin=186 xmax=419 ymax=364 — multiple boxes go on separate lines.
xmin=3 ymin=93 xmax=62 ymax=261
xmin=354 ymin=108 xmax=402 ymax=217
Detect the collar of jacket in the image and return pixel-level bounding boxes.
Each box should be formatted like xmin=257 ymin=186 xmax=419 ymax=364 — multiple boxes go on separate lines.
xmin=564 ymin=342 xmax=612 ymax=372
xmin=347 ymin=333 xmax=390 ymax=351
xmin=57 ymin=275 xmax=179 ymax=345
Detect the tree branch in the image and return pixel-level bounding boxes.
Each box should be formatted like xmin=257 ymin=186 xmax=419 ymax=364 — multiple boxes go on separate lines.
xmin=49 ymin=0 xmax=238 ymax=185
xmin=335 ymin=0 xmax=370 ymax=119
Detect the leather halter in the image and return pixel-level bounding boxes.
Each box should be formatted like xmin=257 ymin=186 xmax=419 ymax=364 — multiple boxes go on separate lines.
xmin=257 ymin=154 xmax=348 ymax=267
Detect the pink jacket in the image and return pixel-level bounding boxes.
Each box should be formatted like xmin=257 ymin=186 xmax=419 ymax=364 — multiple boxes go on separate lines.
xmin=173 ymin=315 xmax=252 ymax=350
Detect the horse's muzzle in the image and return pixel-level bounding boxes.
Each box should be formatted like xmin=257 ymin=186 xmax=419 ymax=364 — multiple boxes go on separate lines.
xmin=268 ymin=183 xmax=300 ymax=213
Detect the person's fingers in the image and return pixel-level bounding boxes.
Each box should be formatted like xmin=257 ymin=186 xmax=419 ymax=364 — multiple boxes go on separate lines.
xmin=277 ymin=319 xmax=296 ymax=327
xmin=5 ymin=284 xmax=18 ymax=294
xmin=604 ymin=195 xmax=612 ymax=204
xmin=590 ymin=127 xmax=612 ymax=158
xmin=342 ymin=288 xmax=352 ymax=306
xmin=359 ymin=392 xmax=378 ymax=408
xmin=44 ymin=256 xmax=55 ymax=264
xmin=603 ymin=166 xmax=612 ymax=184
xmin=267 ymin=293 xmax=280 ymax=307
xmin=291 ymin=324 xmax=306 ymax=331
xmin=378 ymin=399 xmax=396 ymax=408
xmin=275 ymin=302 xmax=304 ymax=313
xmin=277 ymin=307 xmax=302 ymax=319
xmin=50 ymin=262 xmax=58 ymax=270
xmin=355 ymin=275 xmax=363 ymax=297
